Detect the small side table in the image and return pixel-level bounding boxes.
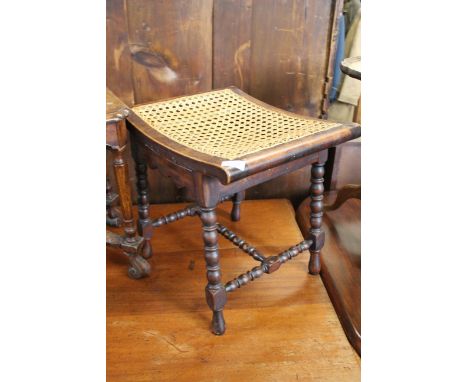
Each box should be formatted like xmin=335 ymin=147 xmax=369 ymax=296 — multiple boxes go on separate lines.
xmin=340 ymin=56 xmax=361 ymax=124
xmin=106 ymin=88 xmax=151 ymax=278
xmin=340 ymin=56 xmax=361 ymax=81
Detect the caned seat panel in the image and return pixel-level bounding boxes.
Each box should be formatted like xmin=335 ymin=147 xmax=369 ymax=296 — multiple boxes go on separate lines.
xmin=131 ymin=88 xmax=340 ymax=160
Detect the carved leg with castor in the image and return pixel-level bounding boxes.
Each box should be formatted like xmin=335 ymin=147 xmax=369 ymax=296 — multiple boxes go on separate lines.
xmin=111 ymin=146 xmax=151 ymax=279
xmin=308 ymin=162 xmax=325 ymax=275
xmin=230 ymin=191 xmax=245 ymax=222
xmin=200 ymin=207 xmax=227 ymax=335
xmin=132 ymin=141 xmax=154 ymax=260
xmin=106 ymin=177 xmax=121 ymax=227
xmin=127 ymin=251 xmax=151 ymax=279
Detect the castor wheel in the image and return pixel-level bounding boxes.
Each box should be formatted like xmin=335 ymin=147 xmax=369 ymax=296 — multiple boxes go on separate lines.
xmin=127 ymin=255 xmax=151 ymax=279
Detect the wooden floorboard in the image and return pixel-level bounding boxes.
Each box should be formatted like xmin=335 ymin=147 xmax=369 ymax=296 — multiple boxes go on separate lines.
xmin=107 ymin=199 xmax=360 ymax=381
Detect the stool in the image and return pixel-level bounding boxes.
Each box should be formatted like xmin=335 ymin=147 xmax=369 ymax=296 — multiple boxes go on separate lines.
xmin=127 ymin=87 xmax=360 ymax=335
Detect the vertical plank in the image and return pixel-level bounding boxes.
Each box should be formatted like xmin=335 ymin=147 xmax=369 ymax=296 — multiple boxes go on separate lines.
xmin=213 ymin=0 xmax=252 ymax=92
xmin=320 ymin=0 xmax=344 ymax=118
xmin=246 ymin=0 xmax=336 ymax=205
xmin=249 ymin=0 xmax=333 ymax=117
xmin=304 ymin=0 xmax=339 ymax=118
xmin=106 ymin=0 xmax=135 ymax=106
xmin=126 ymin=0 xmax=213 ymax=103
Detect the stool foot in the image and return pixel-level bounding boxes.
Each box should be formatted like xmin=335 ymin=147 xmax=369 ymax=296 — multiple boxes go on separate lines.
xmin=141 ymin=240 xmax=153 ymax=259
xmin=200 ymin=206 xmax=227 ymax=335
xmin=211 ymin=311 xmax=226 ymax=335
xmin=308 ymin=252 xmax=321 ymax=275
xmin=230 ymin=191 xmax=245 ymax=222
xmin=132 ymin=139 xmax=154 ymax=259
xmin=127 ymin=254 xmax=151 ymax=279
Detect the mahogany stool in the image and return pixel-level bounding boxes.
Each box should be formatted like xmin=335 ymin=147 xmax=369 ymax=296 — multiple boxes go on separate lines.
xmin=126 ymin=87 xmax=360 ymax=335
xmin=106 ymin=88 xmax=151 ymax=279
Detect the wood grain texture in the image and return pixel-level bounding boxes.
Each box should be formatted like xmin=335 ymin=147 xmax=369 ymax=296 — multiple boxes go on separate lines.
xmin=329 ymin=139 xmax=361 ymax=191
xmin=106 ymin=0 xmax=134 ymax=105
xmin=296 ymin=194 xmax=361 ymax=355
xmin=325 ymin=184 xmax=360 ymax=211
xmin=246 ymin=0 xmax=339 ymax=205
xmin=106 ymin=0 xmax=343 ymax=205
xmin=249 ymin=0 xmax=333 ymax=117
xmin=107 ymin=200 xmax=360 ymax=381
xmin=244 ymin=166 xmax=308 ymax=207
xmin=213 ymin=0 xmax=252 ymax=91
xmin=126 ymin=0 xmax=213 ymax=103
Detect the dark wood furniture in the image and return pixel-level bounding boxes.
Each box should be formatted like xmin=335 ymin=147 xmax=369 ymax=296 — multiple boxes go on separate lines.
xmin=127 ymin=87 xmax=360 ymax=334
xmin=296 ymin=194 xmax=361 ymax=355
xmin=326 ymin=56 xmax=361 ymax=211
xmin=106 ymin=88 xmax=151 ymax=279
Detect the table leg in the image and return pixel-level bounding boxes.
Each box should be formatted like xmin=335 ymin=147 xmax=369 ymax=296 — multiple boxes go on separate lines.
xmin=200 ymin=206 xmax=227 ymax=335
xmin=131 ymin=139 xmax=154 ymax=260
xmin=230 ymin=191 xmax=245 ymax=222
xmin=308 ymin=162 xmax=325 ymax=275
xmin=110 ymin=146 xmax=150 ymax=278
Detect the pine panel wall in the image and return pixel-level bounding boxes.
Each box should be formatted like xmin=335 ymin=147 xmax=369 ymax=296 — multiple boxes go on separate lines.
xmin=107 ymin=0 xmax=342 ymax=206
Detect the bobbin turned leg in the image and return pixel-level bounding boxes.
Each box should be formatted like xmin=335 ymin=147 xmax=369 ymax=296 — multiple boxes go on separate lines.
xmin=199 ymin=207 xmax=227 ymax=335
xmin=131 ymin=139 xmax=153 ymax=259
xmin=230 ymin=191 xmax=245 ymax=222
xmin=308 ymin=162 xmax=325 ymax=275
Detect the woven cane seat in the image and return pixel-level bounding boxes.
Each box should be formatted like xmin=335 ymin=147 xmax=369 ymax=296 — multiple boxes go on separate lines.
xmin=132 ymin=88 xmax=341 ymax=160
xmin=128 ymin=87 xmax=360 ymax=184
